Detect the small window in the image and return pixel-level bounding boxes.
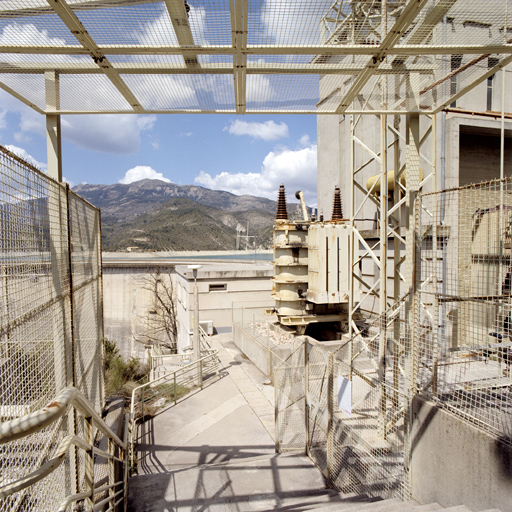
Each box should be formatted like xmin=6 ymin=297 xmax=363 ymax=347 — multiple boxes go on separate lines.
xmin=487 ymin=57 xmax=499 ymax=111
xmin=209 ymin=283 xmax=227 ymax=292
xmin=450 ymin=55 xmax=463 ymax=107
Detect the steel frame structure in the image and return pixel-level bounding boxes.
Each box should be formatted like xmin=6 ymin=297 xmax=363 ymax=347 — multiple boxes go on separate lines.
xmin=0 ymin=0 xmax=511 ymax=115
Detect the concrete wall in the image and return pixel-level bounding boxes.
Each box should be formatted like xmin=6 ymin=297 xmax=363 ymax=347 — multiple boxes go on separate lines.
xmin=103 ymin=261 xmax=273 ymax=358
xmin=174 ymin=263 xmax=273 ymax=353
xmin=103 ymin=265 xmax=174 ymax=359
xmin=411 ymin=395 xmax=512 ymax=511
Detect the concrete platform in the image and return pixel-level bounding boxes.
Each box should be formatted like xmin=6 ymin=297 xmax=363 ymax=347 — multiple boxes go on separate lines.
xmin=128 ymin=334 xmax=342 ymax=511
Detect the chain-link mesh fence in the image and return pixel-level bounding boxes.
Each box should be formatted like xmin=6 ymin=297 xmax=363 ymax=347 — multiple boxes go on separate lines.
xmin=0 ymin=145 xmax=104 ymax=511
xmin=330 ymin=295 xmax=410 ymax=500
xmin=275 ymin=343 xmax=306 ymax=453
xmin=232 ymin=304 xmax=301 ymax=379
xmin=417 ymin=178 xmax=512 ymax=443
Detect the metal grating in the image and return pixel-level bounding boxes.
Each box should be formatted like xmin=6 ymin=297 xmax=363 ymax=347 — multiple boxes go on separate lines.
xmin=417 ymin=179 xmax=512 ymax=443
xmin=0 ymin=0 xmax=511 ymax=114
xmin=0 ymin=144 xmax=105 ymax=510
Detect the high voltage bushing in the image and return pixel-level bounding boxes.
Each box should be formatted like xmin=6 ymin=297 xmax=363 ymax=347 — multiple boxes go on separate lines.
xmin=332 ymin=186 xmax=343 ymax=221
xmin=275 ymin=184 xmax=288 ymax=220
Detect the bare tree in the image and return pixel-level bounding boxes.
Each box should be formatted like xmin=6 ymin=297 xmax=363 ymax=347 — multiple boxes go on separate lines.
xmin=134 ymin=269 xmax=178 ymax=353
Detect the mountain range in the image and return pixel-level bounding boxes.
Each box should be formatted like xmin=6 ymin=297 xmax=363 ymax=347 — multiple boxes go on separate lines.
xmin=73 ymin=179 xmax=288 ymax=251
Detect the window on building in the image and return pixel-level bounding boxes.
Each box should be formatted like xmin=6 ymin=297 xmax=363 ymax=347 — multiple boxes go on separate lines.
xmin=450 ymin=55 xmax=463 ymax=107
xmin=209 ymin=283 xmax=227 ymax=292
xmin=487 ymin=57 xmax=500 ymax=111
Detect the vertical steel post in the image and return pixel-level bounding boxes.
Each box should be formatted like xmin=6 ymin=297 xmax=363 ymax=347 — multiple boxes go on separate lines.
xmin=393 ymin=114 xmax=402 ymax=406
xmin=267 ymin=321 xmax=271 ymax=379
xmin=123 ymin=413 xmax=129 ymax=510
xmin=65 ymin=185 xmax=79 ymax=496
xmin=378 ymin=113 xmax=388 ymax=439
xmin=327 ymin=354 xmax=334 ymax=485
xmin=349 ymin=115 xmax=356 ymax=386
xmin=108 ymin=438 xmax=115 ymax=508
xmin=304 ymin=341 xmax=310 ymax=456
xmin=404 ymin=114 xmax=421 ymax=496
xmin=84 ymin=416 xmax=94 ymax=509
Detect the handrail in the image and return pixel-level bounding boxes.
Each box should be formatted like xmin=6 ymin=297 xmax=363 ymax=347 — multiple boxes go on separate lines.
xmin=127 ymin=349 xmax=220 ymax=468
xmin=0 ymin=386 xmax=124 ymax=447
xmin=0 ymin=387 xmax=127 ymax=510
xmin=130 ymin=349 xmax=219 ymax=419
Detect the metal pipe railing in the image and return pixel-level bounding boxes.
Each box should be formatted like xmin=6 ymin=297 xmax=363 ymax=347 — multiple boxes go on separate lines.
xmin=0 ymin=387 xmax=127 ymax=511
xmin=127 ymin=349 xmax=220 ymax=468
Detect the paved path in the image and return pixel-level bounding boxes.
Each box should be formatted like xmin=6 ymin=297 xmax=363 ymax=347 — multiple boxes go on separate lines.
xmin=128 ymin=334 xmax=343 ymax=511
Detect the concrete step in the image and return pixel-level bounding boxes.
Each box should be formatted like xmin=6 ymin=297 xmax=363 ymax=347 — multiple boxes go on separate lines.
xmin=128 ymin=452 xmax=345 ymax=512
xmin=442 ymin=507 xmax=473 ymax=512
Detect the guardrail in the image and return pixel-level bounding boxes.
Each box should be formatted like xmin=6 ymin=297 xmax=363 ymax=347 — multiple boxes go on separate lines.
xmin=127 ymin=349 xmax=220 ymax=468
xmin=148 ymin=326 xmax=217 ymax=380
xmin=0 ymin=387 xmax=127 ymax=511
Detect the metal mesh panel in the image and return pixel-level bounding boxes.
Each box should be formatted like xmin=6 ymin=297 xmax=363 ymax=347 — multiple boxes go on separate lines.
xmin=231 ymin=304 xmax=301 ymax=378
xmin=417 ymin=179 xmax=512 ymax=443
xmin=330 ymin=297 xmax=410 ymax=500
xmin=69 ymin=191 xmax=104 ymax=412
xmin=275 ymin=343 xmax=306 ymax=452
xmin=122 ymin=73 xmax=235 ymax=111
xmin=0 ymin=145 xmax=105 ymax=509
xmin=306 ymin=346 xmax=330 ymax=474
xmin=2 ymin=0 xmax=510 ymax=113
xmin=0 ymin=73 xmax=46 ymax=111
xmin=59 ymin=74 xmax=133 ymax=112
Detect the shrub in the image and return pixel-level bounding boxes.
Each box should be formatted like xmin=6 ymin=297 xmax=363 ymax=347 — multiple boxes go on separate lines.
xmin=104 ymin=338 xmax=149 ymax=397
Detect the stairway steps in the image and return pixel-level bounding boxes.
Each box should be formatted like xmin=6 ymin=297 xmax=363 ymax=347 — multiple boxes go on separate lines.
xmin=442 ymin=507 xmax=473 ymax=512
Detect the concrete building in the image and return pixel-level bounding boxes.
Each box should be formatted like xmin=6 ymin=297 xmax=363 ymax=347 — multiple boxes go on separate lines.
xmin=103 ymin=258 xmax=273 ymax=358
xmin=174 ymin=263 xmax=273 ymax=353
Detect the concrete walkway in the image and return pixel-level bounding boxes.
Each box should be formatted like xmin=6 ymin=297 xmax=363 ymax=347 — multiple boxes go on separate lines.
xmin=127 ymin=334 xmax=345 ymax=512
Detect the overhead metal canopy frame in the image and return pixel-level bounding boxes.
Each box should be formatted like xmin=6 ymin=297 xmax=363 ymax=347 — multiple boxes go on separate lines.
xmin=0 ymin=0 xmax=511 ymax=115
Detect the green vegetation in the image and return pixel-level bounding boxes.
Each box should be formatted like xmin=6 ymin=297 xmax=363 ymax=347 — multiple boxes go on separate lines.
xmin=103 ymin=338 xmax=149 ymax=397
xmin=73 ymin=180 xmax=278 ymax=251
xmin=100 ymin=198 xmax=275 ymax=251
xmin=133 ymin=382 xmax=190 ymax=422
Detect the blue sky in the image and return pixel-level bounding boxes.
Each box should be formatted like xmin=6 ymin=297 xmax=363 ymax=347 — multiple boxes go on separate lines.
xmin=0 ymin=91 xmax=318 ymax=205
xmin=0 ymin=0 xmax=327 ymax=206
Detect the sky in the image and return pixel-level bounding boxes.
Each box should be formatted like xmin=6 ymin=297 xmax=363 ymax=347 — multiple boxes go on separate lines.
xmin=0 ymin=0 xmax=330 ymax=207
xmin=0 ymin=90 xmax=318 ymax=206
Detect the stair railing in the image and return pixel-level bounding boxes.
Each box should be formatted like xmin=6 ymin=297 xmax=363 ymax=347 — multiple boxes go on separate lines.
xmin=127 ymin=349 xmax=220 ymax=469
xmin=0 ymin=386 xmax=127 ymax=511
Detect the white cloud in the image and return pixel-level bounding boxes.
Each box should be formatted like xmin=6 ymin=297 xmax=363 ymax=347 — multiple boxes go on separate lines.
xmin=224 ymin=120 xmax=289 ymax=141
xmin=195 ymin=139 xmax=317 ymax=204
xmin=0 ymin=88 xmax=156 ymax=155
xmin=262 ymin=0 xmax=325 ymax=45
xmin=299 ymin=134 xmax=311 ymax=147
xmin=0 ymin=110 xmax=6 ymax=130
xmin=61 ymin=115 xmax=156 ymax=155
xmin=5 ymin=145 xmax=47 ymax=171
xmin=119 ymin=166 xmax=172 ymax=184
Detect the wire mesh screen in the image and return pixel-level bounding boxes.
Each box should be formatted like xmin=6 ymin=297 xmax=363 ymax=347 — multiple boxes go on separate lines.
xmin=306 ymin=345 xmax=330 ymax=474
xmin=1 ymin=0 xmax=511 ymax=114
xmin=0 ymin=145 xmax=104 ymax=510
xmin=275 ymin=343 xmax=306 ymax=453
xmin=417 ymin=179 xmax=512 ymax=443
xmin=329 ymin=296 xmax=410 ymax=500
xmin=68 ymin=192 xmax=104 ymax=411
xmin=231 ymin=304 xmax=301 ymax=378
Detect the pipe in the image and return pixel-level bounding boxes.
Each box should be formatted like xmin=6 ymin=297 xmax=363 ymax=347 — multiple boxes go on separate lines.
xmin=294 ymin=190 xmax=309 ymax=221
